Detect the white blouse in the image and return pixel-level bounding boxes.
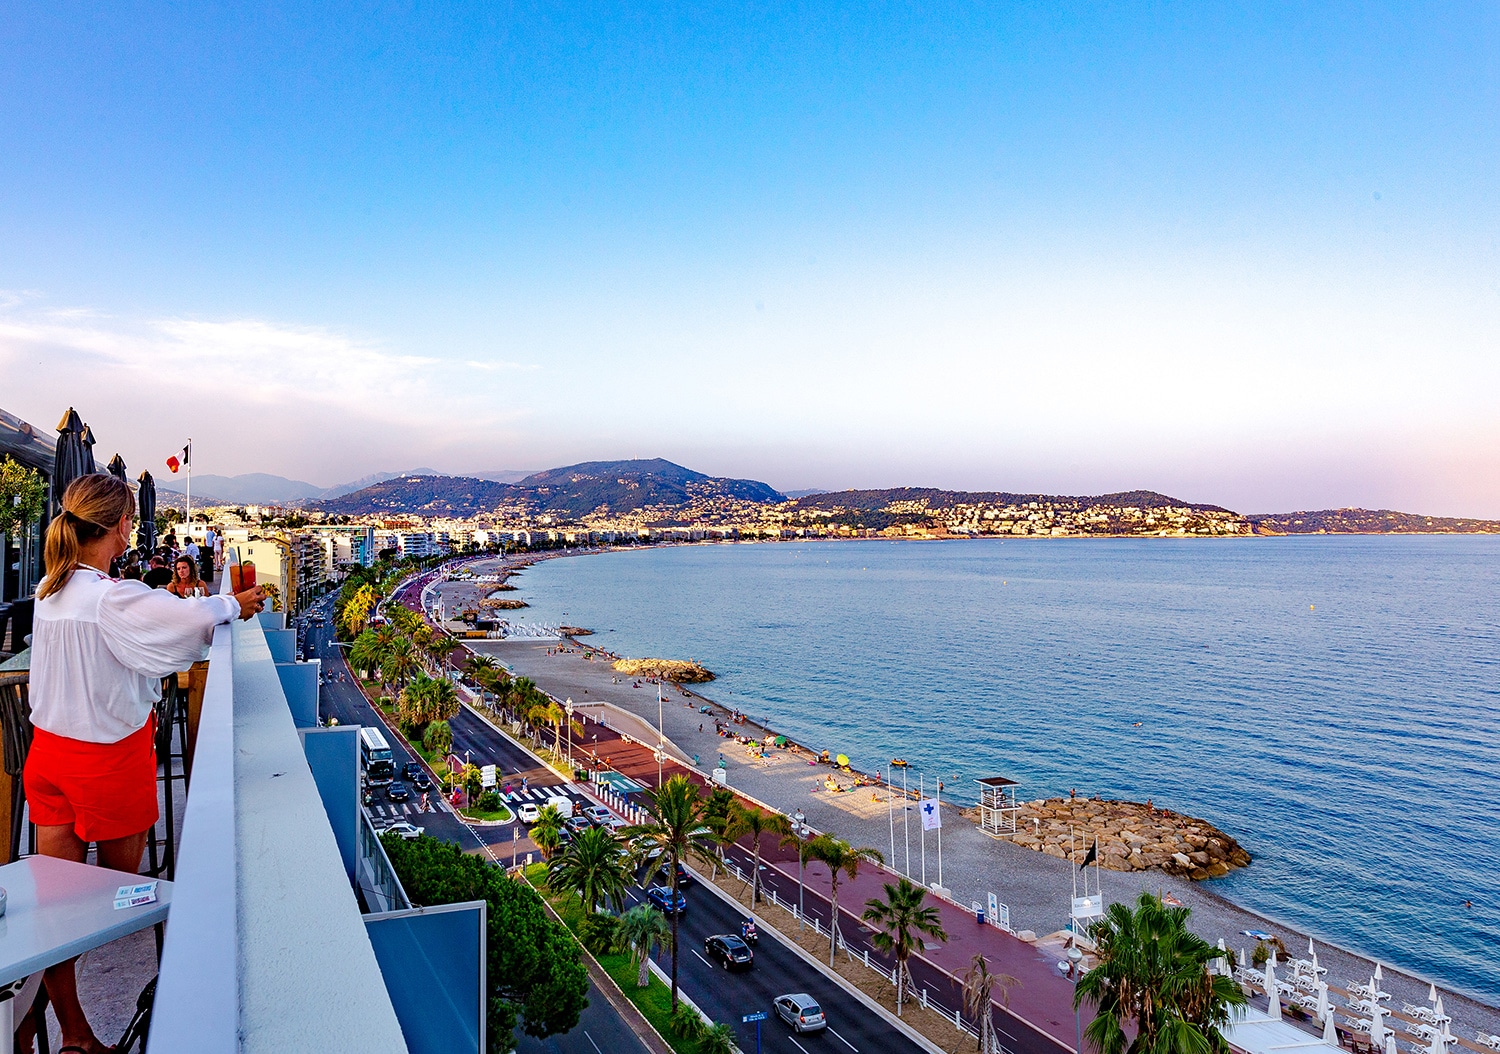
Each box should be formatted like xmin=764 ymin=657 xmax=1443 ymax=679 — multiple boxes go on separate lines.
xmin=30 ymin=565 xmax=239 ymax=743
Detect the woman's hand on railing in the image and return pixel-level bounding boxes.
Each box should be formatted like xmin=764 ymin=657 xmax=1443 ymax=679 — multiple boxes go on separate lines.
xmin=235 ymin=586 xmax=267 ymax=621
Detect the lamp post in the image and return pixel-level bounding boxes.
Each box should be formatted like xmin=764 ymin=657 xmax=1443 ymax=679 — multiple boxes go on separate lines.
xmin=1068 ymin=946 xmax=1084 ymax=1054
xmin=564 ymin=698 xmax=574 ymax=769
xmin=793 ymin=809 xmax=807 ymax=930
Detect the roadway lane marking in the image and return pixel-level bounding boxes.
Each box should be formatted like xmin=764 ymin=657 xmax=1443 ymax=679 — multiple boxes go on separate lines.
xmin=691 ymin=949 xmax=714 ymax=969
xmin=583 ymin=1030 xmax=602 ymax=1054
xmin=788 ymin=1037 xmax=810 ymax=1054
xmin=828 ymin=1027 xmax=858 ymax=1051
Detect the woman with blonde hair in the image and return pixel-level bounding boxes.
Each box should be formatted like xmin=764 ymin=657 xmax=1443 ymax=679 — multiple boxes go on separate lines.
xmin=22 ymin=474 xmax=263 ymax=1054
xmin=166 ymin=553 xmax=208 ymax=597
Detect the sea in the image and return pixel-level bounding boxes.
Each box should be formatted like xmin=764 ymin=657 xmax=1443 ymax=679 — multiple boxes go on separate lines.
xmin=511 ymin=537 xmax=1500 ymax=1002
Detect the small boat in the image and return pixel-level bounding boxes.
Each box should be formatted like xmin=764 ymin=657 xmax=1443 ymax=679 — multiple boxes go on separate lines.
xmin=891 ymin=758 xmax=910 ymax=768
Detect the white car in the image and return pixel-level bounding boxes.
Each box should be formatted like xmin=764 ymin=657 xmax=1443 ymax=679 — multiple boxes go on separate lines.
xmin=517 ymin=803 xmax=542 ymax=824
xmin=774 ymin=994 xmax=826 ymax=1033
xmin=382 ymin=821 xmax=425 ymax=840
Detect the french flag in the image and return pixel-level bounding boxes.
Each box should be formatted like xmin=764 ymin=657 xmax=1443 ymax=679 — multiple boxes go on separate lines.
xmin=166 ymin=443 xmax=190 ymax=474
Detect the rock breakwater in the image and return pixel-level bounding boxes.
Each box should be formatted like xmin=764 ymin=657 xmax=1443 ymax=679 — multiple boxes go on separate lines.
xmin=611 ymin=658 xmax=715 ymax=683
xmin=990 ymin=797 xmax=1251 ymax=880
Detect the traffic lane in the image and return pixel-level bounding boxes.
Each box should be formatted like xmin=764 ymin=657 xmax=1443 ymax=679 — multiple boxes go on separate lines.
xmin=515 ymin=977 xmax=653 ymax=1054
xmin=623 ymin=876 xmax=926 ymax=1054
xmin=720 ymin=846 xmax=1061 ymax=1054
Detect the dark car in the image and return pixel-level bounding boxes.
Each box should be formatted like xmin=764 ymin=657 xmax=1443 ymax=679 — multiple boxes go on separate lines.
xmin=386 ymin=783 xmax=410 ymax=803
xmin=646 ymin=886 xmax=686 ymax=915
xmin=402 ymin=762 xmax=424 ymax=782
xmin=704 ymin=934 xmax=754 ymax=971
xmin=673 ymin=862 xmax=693 ymax=888
xmin=410 ymin=771 xmax=433 ymax=792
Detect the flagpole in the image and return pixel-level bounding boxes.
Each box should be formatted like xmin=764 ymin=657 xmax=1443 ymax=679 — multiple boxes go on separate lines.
xmin=935 ymin=777 xmax=942 ymax=891
xmin=887 ymin=765 xmax=895 ymax=868
xmin=902 ymin=766 xmax=910 ymax=878
xmin=185 ymin=438 xmax=191 ymax=528
xmin=919 ymin=773 xmax=926 ymax=888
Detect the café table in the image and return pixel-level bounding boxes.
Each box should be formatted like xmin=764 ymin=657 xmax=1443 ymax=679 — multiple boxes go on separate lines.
xmin=0 ymin=855 xmax=173 ymax=1054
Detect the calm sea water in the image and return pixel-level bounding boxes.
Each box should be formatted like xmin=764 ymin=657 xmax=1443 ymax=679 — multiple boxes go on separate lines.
xmin=515 ymin=537 xmax=1500 ymax=999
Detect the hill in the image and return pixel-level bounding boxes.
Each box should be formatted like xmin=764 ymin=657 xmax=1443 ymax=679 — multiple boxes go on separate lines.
xmin=791 ymin=487 xmax=1230 ymax=514
xmin=310 ymin=459 xmax=785 ymax=518
xmin=157 ymin=472 xmax=325 ymax=504
xmin=1247 ymin=509 xmax=1500 ymax=534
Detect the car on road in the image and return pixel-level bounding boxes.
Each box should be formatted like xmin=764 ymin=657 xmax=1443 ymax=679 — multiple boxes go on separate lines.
xmin=402 ymin=762 xmax=424 ymax=782
xmin=773 ymin=994 xmax=826 ymax=1033
xmin=646 ymin=886 xmax=686 ymax=915
xmin=381 ymin=820 xmax=425 ymax=840
xmin=583 ymin=804 xmax=614 ymax=827
xmin=603 ymin=815 xmax=629 ymax=832
xmin=704 ymin=934 xmax=754 ymax=971
xmin=517 ymin=803 xmax=542 ymax=824
xmin=410 ymin=771 xmax=433 ymax=791
xmin=672 ymin=862 xmax=693 ymax=888
xmin=386 ymin=783 xmax=410 ymax=803
xmin=564 ymin=815 xmax=592 ymax=835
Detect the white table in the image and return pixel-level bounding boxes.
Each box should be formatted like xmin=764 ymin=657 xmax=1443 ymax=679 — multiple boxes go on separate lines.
xmin=0 ymin=856 xmax=173 ymax=1054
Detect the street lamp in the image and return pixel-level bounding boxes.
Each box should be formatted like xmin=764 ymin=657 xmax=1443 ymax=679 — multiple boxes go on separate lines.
xmin=1067 ymin=945 xmax=1084 ymax=1054
xmin=793 ymin=809 xmax=807 ymax=929
xmin=564 ymin=698 xmax=574 ymax=770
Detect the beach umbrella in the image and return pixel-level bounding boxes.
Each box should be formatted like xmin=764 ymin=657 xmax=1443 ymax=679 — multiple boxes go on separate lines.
xmin=1428 ymin=1026 xmax=1448 ymax=1054
xmin=51 ymin=408 xmax=89 ymax=514
xmin=1368 ymin=979 xmax=1386 ymax=1050
xmin=1215 ymin=938 xmax=1229 ymax=976
xmin=1323 ymin=1012 xmax=1338 ymax=1045
xmin=1375 ymin=962 xmax=1384 ymax=983
xmin=1316 ymin=981 xmax=1330 ymax=1022
xmin=1427 ymin=983 xmax=1437 ymax=1003
xmin=1265 ymin=951 xmax=1282 ymax=1020
xmin=106 ymin=454 xmax=128 ymax=482
xmin=136 ymin=470 xmax=158 ymax=555
xmin=1386 ymin=1034 xmax=1398 ymax=1054
xmin=80 ymin=423 xmax=97 ymax=473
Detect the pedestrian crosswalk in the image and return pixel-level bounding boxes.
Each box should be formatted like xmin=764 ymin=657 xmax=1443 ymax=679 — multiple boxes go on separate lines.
xmin=502 ymin=784 xmax=586 ymax=804
xmin=368 ymin=802 xmax=441 ymax=819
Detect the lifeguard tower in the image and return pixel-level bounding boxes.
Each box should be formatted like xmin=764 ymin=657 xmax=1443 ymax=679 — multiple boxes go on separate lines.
xmin=974 ymin=775 xmax=1021 ymax=837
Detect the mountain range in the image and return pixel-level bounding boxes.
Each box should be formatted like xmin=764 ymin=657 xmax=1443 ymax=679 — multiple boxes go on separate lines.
xmin=157 ymin=467 xmax=533 ymax=505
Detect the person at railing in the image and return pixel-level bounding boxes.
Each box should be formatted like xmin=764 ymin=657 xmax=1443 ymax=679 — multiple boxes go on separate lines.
xmin=166 ymin=554 xmax=209 ymax=598
xmin=18 ymin=474 xmax=264 ymax=1054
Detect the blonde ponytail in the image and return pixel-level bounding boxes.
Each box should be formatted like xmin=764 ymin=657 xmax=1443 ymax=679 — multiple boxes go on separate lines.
xmin=37 ymin=474 xmax=135 ymax=600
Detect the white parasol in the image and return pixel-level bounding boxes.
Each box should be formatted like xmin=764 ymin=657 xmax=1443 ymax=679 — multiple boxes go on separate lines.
xmin=1265 ymin=950 xmax=1282 ymax=1020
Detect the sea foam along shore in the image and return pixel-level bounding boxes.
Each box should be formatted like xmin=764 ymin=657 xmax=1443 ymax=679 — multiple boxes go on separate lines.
xmin=431 ymin=551 xmax=1500 ymax=1031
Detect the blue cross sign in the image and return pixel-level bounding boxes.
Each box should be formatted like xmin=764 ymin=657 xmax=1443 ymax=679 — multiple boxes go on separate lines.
xmin=923 ymin=802 xmax=936 ymax=817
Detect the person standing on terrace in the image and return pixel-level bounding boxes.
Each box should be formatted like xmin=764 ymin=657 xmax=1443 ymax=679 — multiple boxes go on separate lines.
xmin=20 ymin=474 xmax=264 ymax=1054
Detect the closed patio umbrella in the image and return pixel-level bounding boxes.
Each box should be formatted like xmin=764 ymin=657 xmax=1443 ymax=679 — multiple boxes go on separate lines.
xmin=136 ymin=470 xmax=158 ymax=555
xmin=1316 ymin=981 xmax=1330 ymax=1022
xmin=51 ymin=408 xmax=88 ymax=514
xmin=1323 ymin=1012 xmax=1338 ymax=1045
xmin=1369 ymin=979 xmax=1386 ymax=1051
xmin=1265 ymin=951 xmax=1282 ymax=1020
xmin=80 ymin=423 xmax=97 ymax=474
xmin=107 ymin=453 xmax=128 ymax=482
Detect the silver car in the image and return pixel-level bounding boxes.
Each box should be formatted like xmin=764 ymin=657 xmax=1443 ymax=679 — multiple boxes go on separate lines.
xmin=773 ymin=993 xmax=826 ymax=1033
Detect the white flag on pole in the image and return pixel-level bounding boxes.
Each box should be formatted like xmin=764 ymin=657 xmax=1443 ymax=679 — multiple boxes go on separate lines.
xmin=919 ymin=798 xmax=941 ymax=831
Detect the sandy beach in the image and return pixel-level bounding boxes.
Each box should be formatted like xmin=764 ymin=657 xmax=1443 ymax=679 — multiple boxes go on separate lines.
xmin=432 ymin=556 xmax=1500 ymax=1036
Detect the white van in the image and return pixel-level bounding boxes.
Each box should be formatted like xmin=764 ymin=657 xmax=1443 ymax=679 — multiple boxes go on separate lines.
xmin=543 ymin=794 xmax=575 ymax=818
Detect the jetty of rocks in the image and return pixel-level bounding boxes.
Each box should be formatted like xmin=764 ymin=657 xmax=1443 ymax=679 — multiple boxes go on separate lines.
xmin=612 ymin=658 xmax=715 ymax=683
xmin=983 ymin=797 xmax=1252 ymax=880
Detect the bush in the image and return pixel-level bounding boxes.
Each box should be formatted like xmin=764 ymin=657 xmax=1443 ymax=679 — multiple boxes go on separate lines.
xmin=669 ymin=1003 xmax=706 ymax=1041
xmin=1252 ymin=941 xmax=1269 ymax=967
xmin=477 ymin=790 xmax=502 ymax=812
xmin=701 ymin=1023 xmax=737 ymax=1054
xmin=578 ymin=913 xmax=619 ymax=956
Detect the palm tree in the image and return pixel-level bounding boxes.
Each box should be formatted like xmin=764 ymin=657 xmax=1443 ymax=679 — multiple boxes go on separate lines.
xmin=626 ymin=774 xmax=714 ymax=1011
xmin=963 ymin=954 xmax=1018 ymax=1053
xmin=348 ymin=628 xmax=385 ymax=679
xmin=531 ymin=804 xmax=565 ymax=859
xmin=421 ymin=719 xmax=453 ymax=757
xmin=614 ymin=905 xmax=672 ymax=988
xmin=339 ymin=583 xmax=378 ymax=638
xmin=804 ymin=835 xmax=883 ymax=967
xmin=862 ymin=877 xmax=948 ymax=1016
xmin=542 ymin=700 xmax=566 ymax=755
xmin=465 ymin=653 xmax=500 ymax=679
xmin=426 ymin=676 xmax=459 ymax=723
xmin=427 ymin=634 xmax=457 ymax=669
xmin=1076 ymin=891 xmax=1246 ymax=1054
xmin=381 ymin=636 xmax=419 ymax=689
xmin=548 ymin=827 xmax=630 ymax=915
xmin=702 ymin=788 xmax=737 ymax=880
xmin=398 ymin=673 xmax=436 ymax=729
xmin=723 ymin=803 xmax=791 ymax=912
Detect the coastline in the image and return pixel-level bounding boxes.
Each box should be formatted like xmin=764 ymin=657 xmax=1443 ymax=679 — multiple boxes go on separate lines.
xmin=431 ymin=547 xmax=1499 ymax=1027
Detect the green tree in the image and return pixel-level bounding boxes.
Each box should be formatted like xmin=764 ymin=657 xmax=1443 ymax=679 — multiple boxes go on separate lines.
xmin=381 ymin=636 xmax=420 ymax=689
xmin=701 ymin=788 xmax=737 ymax=880
xmin=700 ymin=1023 xmax=737 ymax=1054
xmin=626 ymin=774 xmax=714 ymax=1011
xmin=381 ymin=833 xmax=588 ymax=1048
xmin=1075 ymin=891 xmax=1247 ymax=1054
xmin=804 ymin=835 xmax=883 ymax=967
xmin=422 ymin=719 xmax=453 ymax=757
xmin=348 ymin=628 xmax=385 ymax=679
xmin=723 ymin=803 xmax=791 ymax=913
xmin=0 ymin=458 xmax=46 ymax=541
xmin=614 ymin=905 xmax=671 ymax=988
xmin=862 ymin=877 xmax=948 ymax=1016
xmin=547 ymin=827 xmax=629 ymax=916
xmin=339 ymin=583 xmax=379 ymax=639
xmin=428 ymin=634 xmax=457 ymax=669
xmin=531 ymin=804 xmax=565 ymax=859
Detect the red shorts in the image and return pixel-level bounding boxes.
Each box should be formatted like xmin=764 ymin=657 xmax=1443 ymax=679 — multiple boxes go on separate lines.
xmin=24 ymin=714 xmax=158 ymax=842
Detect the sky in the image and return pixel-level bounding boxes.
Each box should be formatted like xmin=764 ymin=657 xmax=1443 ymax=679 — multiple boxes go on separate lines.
xmin=1 ymin=3 xmax=1497 ymax=515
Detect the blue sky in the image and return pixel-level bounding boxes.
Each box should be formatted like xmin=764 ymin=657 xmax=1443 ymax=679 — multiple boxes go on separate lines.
xmin=2 ymin=3 xmax=1497 ymax=513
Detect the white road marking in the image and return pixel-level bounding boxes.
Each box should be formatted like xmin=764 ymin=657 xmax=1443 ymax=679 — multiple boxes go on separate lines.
xmin=829 ymin=1026 xmax=858 ymax=1051
xmin=692 ymin=949 xmax=714 ymax=969
xmin=788 ymin=1037 xmax=810 ymax=1054
xmin=583 ymin=1030 xmax=602 ymax=1054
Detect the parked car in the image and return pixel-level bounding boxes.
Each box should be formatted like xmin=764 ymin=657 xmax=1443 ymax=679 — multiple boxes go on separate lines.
xmin=386 ymin=783 xmax=410 ymax=803
xmin=565 ymin=815 xmax=592 ymax=835
xmin=382 ymin=821 xmax=425 ymax=840
xmin=704 ymin=934 xmax=754 ymax=971
xmin=402 ymin=762 xmax=424 ymax=782
xmin=773 ymin=994 xmax=826 ymax=1033
xmin=517 ymin=803 xmax=542 ymax=824
xmin=583 ymin=805 xmax=613 ymax=827
xmin=646 ymin=886 xmax=686 ymax=915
